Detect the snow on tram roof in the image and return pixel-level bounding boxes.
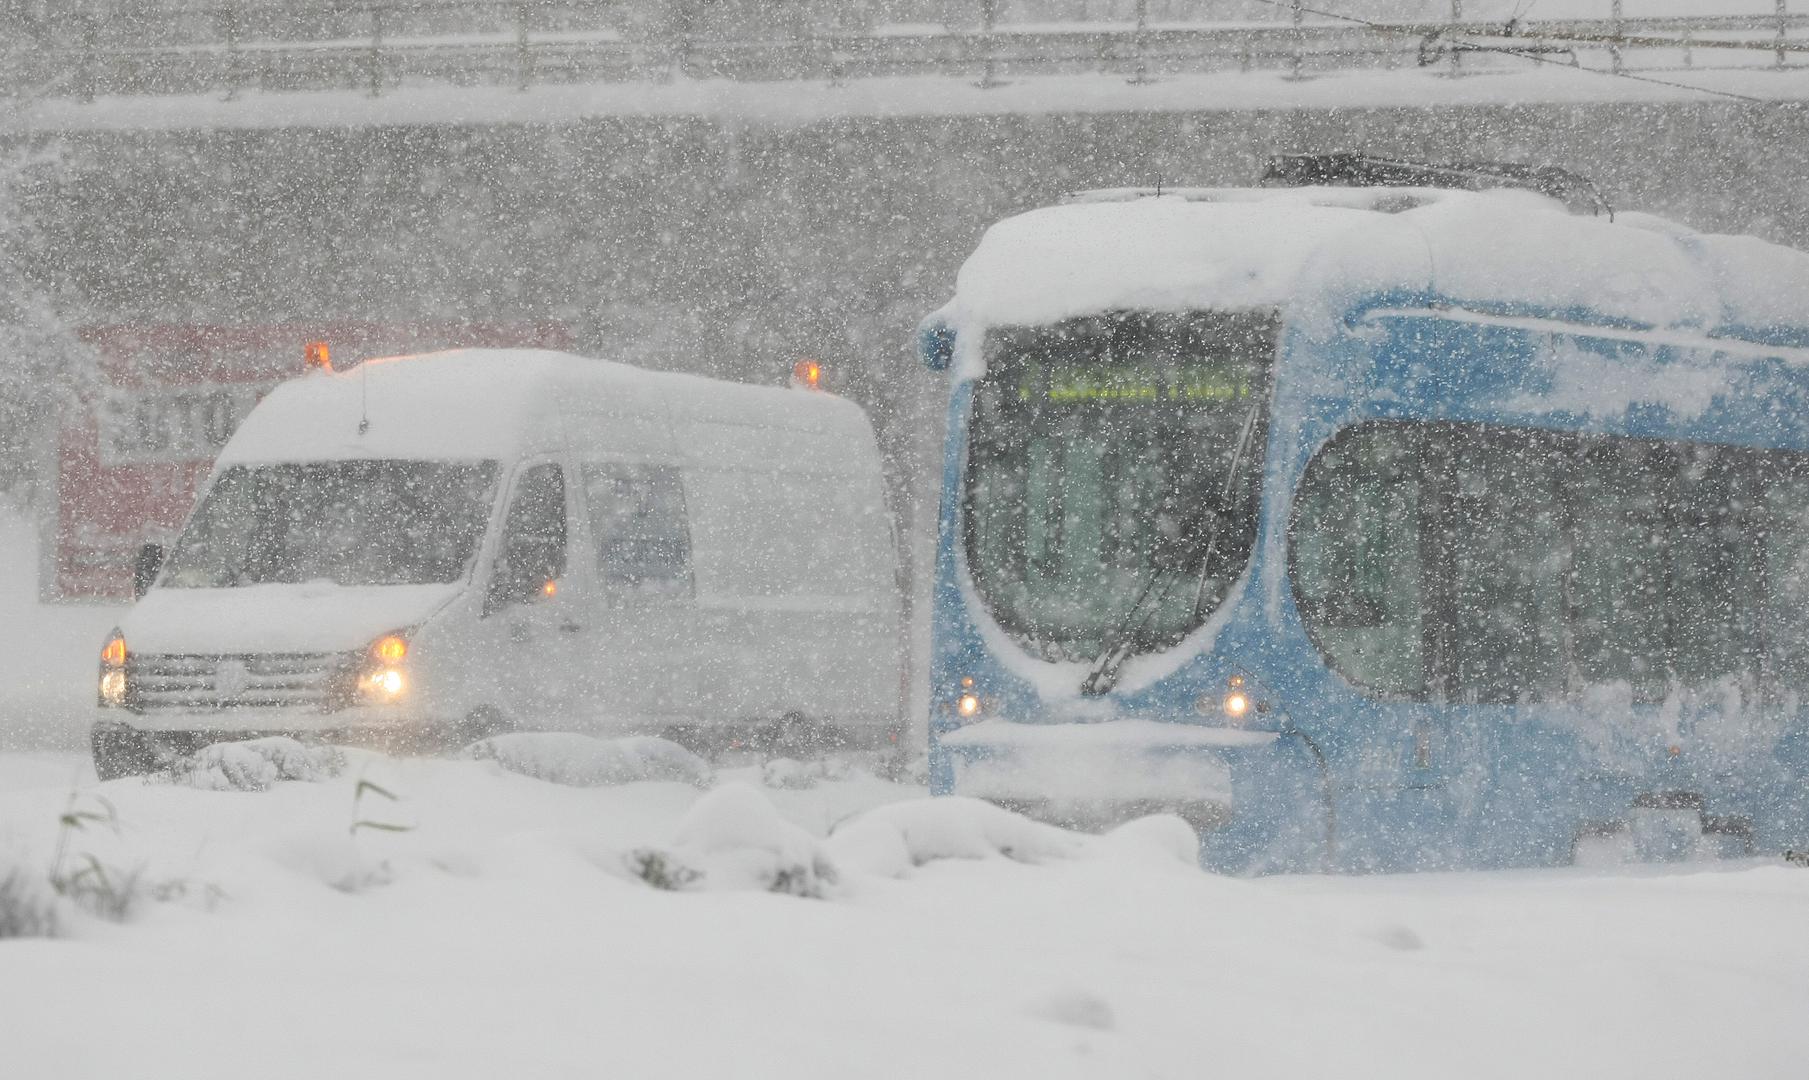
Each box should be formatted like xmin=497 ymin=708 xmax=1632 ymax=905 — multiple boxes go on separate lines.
xmin=219 ymin=348 xmax=868 ymax=465
xmin=945 ymin=185 xmax=1809 ymax=346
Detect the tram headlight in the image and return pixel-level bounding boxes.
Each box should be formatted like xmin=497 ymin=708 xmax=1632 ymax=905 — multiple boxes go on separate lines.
xmin=954 ymin=675 xmax=982 ymax=721
xmin=1200 ymin=674 xmax=1261 ymax=726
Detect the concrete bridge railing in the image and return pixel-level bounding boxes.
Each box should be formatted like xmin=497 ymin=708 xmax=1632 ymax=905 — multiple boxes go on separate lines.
xmin=4 ymin=2 xmax=1807 ymax=100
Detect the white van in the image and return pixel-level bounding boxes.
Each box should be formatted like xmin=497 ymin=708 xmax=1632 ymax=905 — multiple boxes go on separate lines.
xmin=91 ymin=349 xmax=905 ymax=777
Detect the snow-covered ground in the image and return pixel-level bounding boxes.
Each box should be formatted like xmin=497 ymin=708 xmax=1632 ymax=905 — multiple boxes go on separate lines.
xmin=2 ymin=506 xmax=1807 ymax=1076
xmin=2 ymin=741 xmax=1807 ymax=1079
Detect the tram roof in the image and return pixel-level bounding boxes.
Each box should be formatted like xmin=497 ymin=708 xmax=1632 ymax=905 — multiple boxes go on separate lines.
xmin=944 ymin=186 xmax=1809 ymax=350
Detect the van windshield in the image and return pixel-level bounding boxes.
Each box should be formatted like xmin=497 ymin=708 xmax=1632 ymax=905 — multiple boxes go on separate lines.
xmin=162 ymin=460 xmax=500 ymax=588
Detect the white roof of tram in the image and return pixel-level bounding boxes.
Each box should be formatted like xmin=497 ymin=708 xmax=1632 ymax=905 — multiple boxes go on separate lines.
xmin=941 ymin=185 xmax=1809 ymax=356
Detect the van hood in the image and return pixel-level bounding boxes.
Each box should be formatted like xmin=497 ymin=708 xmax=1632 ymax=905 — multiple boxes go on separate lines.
xmin=118 ymin=582 xmax=463 ymax=656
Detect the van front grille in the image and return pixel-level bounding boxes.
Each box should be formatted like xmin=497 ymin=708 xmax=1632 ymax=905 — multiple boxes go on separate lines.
xmin=126 ymin=651 xmax=355 ymax=712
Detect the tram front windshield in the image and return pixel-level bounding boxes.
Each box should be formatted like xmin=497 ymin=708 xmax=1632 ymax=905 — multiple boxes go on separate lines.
xmin=964 ymin=311 xmax=1277 ymax=663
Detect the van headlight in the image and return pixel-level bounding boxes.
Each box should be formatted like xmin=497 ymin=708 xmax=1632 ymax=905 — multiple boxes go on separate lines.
xmin=98 ymin=630 xmax=128 ymax=707
xmin=358 ymin=632 xmax=411 ymax=704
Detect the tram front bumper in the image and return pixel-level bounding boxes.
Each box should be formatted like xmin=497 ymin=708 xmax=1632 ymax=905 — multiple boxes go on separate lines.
xmin=934 ymin=719 xmax=1280 ymax=833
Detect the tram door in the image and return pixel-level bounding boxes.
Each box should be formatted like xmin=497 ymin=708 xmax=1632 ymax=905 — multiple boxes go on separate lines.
xmin=1291 ymin=424 xmax=1458 ymax=864
xmin=1294 ymin=424 xmax=1569 ymax=860
xmin=1416 ymin=429 xmax=1574 ymax=856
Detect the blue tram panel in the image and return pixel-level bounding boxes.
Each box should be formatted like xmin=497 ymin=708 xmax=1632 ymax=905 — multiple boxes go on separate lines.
xmin=920 ymin=161 xmax=1809 ymax=873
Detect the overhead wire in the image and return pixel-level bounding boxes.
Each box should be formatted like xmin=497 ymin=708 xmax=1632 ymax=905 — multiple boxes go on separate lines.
xmin=1243 ymin=0 xmax=1790 ymax=106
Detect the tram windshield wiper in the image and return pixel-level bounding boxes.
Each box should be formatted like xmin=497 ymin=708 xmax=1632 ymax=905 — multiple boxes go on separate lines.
xmin=1078 ymin=530 xmax=1212 ymax=696
xmin=1079 ymin=395 xmax=1265 ymax=696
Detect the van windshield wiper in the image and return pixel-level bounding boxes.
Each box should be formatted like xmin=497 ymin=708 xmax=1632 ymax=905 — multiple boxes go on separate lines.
xmin=1079 ymin=396 xmax=1264 ymax=697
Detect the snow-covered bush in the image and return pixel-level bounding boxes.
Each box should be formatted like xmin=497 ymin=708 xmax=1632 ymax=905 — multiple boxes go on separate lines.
xmin=0 ymin=861 xmax=58 ymax=938
xmin=1096 ymin=813 xmax=1203 ymax=867
xmin=823 ymin=795 xmax=1087 ymax=877
xmin=41 ymin=791 xmax=222 ymax=923
xmin=624 ymin=848 xmax=702 ymax=892
xmin=466 ymin=733 xmax=712 ymax=789
xmin=761 ymin=757 xmax=817 ymax=789
xmin=635 ymin=787 xmax=1200 ymax=897
xmin=824 ymin=798 xmax=1200 ymax=876
xmin=759 ymin=755 xmax=852 ymax=790
xmin=160 ymin=737 xmax=344 ymax=792
xmin=657 ymin=783 xmax=837 ymax=897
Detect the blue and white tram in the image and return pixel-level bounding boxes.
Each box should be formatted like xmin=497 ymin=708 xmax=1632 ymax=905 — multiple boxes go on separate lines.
xmin=918 ymin=160 xmax=1809 ymax=872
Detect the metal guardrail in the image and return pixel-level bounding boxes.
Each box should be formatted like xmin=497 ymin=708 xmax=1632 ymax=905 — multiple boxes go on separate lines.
xmin=4 ymin=2 xmax=1805 ymax=101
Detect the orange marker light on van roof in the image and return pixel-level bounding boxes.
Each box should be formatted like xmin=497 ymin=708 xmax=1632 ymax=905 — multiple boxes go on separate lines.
xmin=542 ymin=579 xmax=558 ymax=599
xmin=791 ymin=359 xmax=823 ymax=390
xmin=304 ymin=340 xmax=332 ymax=372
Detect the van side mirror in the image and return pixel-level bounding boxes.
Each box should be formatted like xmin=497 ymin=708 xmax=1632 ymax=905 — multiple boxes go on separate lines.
xmin=133 ymin=543 xmax=164 ymax=600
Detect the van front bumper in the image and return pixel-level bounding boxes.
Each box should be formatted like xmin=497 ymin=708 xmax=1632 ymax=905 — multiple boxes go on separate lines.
xmin=91 ymin=708 xmax=456 ymax=776
xmin=97 ymin=702 xmax=433 ymax=736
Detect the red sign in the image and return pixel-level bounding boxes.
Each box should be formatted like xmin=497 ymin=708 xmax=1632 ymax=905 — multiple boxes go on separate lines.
xmin=51 ymin=321 xmax=571 ymax=601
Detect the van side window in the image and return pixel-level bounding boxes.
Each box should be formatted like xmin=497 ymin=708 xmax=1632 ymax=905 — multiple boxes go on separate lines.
xmin=488 ymin=463 xmax=566 ymax=611
xmin=583 ymin=464 xmax=692 ymax=595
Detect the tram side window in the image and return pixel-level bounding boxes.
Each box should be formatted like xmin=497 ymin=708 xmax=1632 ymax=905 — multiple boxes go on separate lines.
xmin=1290 ymin=427 xmax=1425 ymax=696
xmin=1566 ymin=440 xmax=1673 ymax=703
xmin=1438 ymin=429 xmax=1568 ymax=703
xmin=1762 ymin=467 xmax=1809 ymax=689
xmin=1668 ymin=445 xmax=1766 ymax=688
xmin=1298 ymin=421 xmax=1809 ymax=704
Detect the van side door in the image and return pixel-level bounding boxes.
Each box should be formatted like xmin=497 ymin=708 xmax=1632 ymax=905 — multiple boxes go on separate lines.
xmin=481 ymin=460 xmax=588 ymax=727
xmin=577 ymin=461 xmax=698 ymax=734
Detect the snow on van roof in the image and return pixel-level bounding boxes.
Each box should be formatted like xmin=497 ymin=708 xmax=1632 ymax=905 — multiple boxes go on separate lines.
xmin=943 ymin=186 xmax=1809 ymax=351
xmin=218 ymin=348 xmax=871 ymax=465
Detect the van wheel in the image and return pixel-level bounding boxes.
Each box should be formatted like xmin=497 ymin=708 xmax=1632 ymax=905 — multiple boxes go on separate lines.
xmin=91 ymin=725 xmax=158 ymax=781
xmin=456 ymin=706 xmax=512 ymax=747
xmin=660 ymin=723 xmax=712 ymax=756
xmin=765 ymin=712 xmax=845 ymax=759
